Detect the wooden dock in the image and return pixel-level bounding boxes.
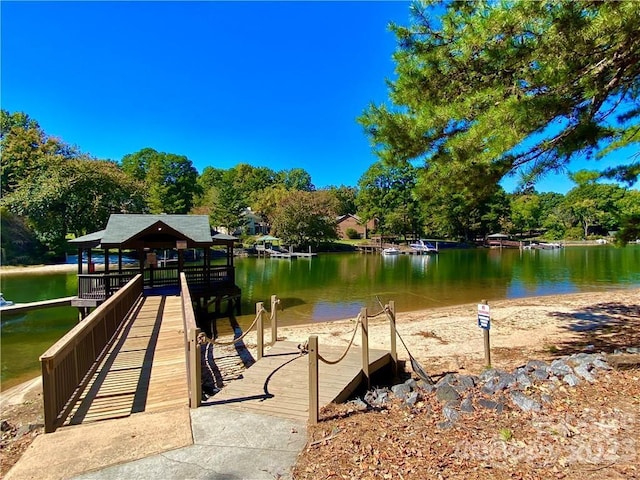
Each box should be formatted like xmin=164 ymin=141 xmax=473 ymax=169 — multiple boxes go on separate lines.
xmin=63 ymin=295 xmax=187 ymax=426
xmin=205 ymin=341 xmax=392 ymax=421
xmin=1 ymin=296 xmax=75 ymax=315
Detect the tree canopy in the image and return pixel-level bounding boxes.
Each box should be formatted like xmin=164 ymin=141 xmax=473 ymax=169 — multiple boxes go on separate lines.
xmin=121 ymin=148 xmax=200 ymax=214
xmin=270 ymin=190 xmax=338 ymax=248
xmin=359 ymin=0 xmax=640 ymax=187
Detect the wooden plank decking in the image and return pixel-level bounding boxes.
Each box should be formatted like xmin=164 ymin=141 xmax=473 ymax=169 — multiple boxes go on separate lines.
xmin=204 ymin=341 xmax=392 ymax=421
xmin=63 ymin=295 xmax=188 ymax=426
xmin=59 ymin=294 xmax=391 ymax=428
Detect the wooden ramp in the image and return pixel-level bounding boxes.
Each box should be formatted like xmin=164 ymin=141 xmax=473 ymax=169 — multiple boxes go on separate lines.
xmin=63 ymin=295 xmax=188 ymax=426
xmin=204 ymin=340 xmax=392 ymax=422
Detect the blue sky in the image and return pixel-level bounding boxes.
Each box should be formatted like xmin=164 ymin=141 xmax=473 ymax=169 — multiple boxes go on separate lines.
xmin=1 ymin=1 xmax=636 ymax=194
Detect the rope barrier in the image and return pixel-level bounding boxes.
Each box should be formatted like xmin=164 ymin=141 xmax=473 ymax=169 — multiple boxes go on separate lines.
xmin=367 ymin=308 xmax=388 ymax=318
xmin=317 ymin=313 xmax=362 ymax=365
xmin=209 ymin=307 xmax=266 ymax=346
xmin=378 ymin=299 xmax=434 ymax=385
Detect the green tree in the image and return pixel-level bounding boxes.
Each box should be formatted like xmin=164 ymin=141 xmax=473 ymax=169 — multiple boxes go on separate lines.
xmin=359 ymin=1 xmax=640 ymax=189
xmin=323 ymin=185 xmax=358 ymax=216
xmin=207 ymin=183 xmax=246 ymax=234
xmin=357 ymin=161 xmax=421 ymax=238
xmin=275 ymin=168 xmax=315 ymax=191
xmin=1 ymin=109 xmax=76 ymax=195
xmin=222 ymin=164 xmax=277 ymax=206
xmin=563 ymin=170 xmax=627 ymax=237
xmin=509 ymin=194 xmax=542 ymax=236
xmin=4 ymin=159 xmax=145 ymax=251
xmin=615 ymin=189 xmax=640 ymax=245
xmin=250 ymin=184 xmax=290 ymax=225
xmin=121 ymin=148 xmax=200 ymax=214
xmin=271 ymin=190 xmax=338 ymax=248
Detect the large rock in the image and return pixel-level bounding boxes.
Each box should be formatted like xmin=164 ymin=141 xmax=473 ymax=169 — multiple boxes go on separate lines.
xmin=477 ymin=398 xmax=504 ymax=413
xmin=510 ymin=391 xmax=542 ymax=412
xmin=443 ymin=404 xmax=460 ymax=423
xmin=460 ymin=395 xmax=475 ymax=414
xmin=391 ymin=383 xmax=411 ymax=399
xmin=563 ymin=374 xmax=581 ymax=387
xmin=516 ymin=373 xmax=533 ymax=388
xmin=549 ymin=359 xmax=573 ymax=377
xmin=525 ymin=360 xmax=548 ymax=372
xmin=436 ymin=384 xmax=461 ymax=403
xmin=405 ymin=391 xmax=419 ymax=407
xmin=574 ymin=364 xmax=596 ymax=383
xmin=495 ymin=373 xmax=517 ymax=391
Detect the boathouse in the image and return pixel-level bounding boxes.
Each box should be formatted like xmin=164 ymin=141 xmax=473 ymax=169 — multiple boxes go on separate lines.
xmin=68 ymin=214 xmax=241 ymax=322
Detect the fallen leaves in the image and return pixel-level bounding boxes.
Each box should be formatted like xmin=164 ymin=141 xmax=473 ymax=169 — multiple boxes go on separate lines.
xmin=293 ymin=367 xmax=640 ymax=480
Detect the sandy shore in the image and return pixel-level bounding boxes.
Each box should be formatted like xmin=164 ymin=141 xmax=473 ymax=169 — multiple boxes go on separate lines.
xmin=270 ymin=287 xmax=640 ymax=373
xmin=0 ymin=263 xmax=78 ymax=275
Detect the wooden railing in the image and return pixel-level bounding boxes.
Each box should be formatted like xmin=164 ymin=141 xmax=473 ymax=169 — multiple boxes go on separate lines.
xmin=308 ymin=302 xmax=398 ymax=424
xmin=180 ymin=273 xmax=201 ymax=408
xmin=77 ymin=272 xmax=137 ymax=299
xmin=40 ymin=275 xmax=143 ymax=433
xmin=77 ymin=265 xmax=235 ymax=300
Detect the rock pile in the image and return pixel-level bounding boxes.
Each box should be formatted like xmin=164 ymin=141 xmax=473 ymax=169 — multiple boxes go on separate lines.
xmin=352 ymin=351 xmax=622 ymax=429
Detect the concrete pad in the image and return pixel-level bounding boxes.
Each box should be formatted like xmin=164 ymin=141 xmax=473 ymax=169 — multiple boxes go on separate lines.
xmin=72 ymin=407 xmax=307 ymax=480
xmin=4 ymin=406 xmax=192 ymax=480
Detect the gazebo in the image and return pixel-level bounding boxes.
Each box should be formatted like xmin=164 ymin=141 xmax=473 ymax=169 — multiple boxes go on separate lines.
xmin=69 ymin=214 xmax=241 ymax=320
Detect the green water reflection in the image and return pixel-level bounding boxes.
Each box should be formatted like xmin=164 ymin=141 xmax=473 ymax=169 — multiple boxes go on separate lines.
xmin=2 ymin=246 xmax=639 ymax=389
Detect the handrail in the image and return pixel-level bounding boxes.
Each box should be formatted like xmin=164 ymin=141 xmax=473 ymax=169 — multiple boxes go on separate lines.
xmin=206 ymin=296 xmax=279 ymax=359
xmin=179 ymin=272 xmax=201 ymax=408
xmin=308 ymin=303 xmax=398 ymax=425
xmin=40 ymin=274 xmax=143 ymax=433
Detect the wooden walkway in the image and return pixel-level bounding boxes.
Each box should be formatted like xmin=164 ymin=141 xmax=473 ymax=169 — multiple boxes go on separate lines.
xmin=59 ymin=294 xmax=391 ymax=427
xmin=205 ymin=341 xmax=392 ymax=421
xmin=1 ymin=296 xmax=75 ymax=314
xmin=63 ymin=295 xmax=188 ymax=426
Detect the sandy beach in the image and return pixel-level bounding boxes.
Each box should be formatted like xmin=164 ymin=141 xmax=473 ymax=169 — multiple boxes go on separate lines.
xmin=0 ymin=263 xmax=78 ymax=275
xmin=269 ymin=287 xmax=640 ymax=373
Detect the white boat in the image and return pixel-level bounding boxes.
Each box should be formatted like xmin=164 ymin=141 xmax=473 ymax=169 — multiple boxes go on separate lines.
xmin=409 ymin=239 xmax=438 ymax=254
xmin=382 ymin=247 xmax=401 ymax=255
xmin=0 ymin=293 xmax=15 ymax=308
xmin=538 ymin=242 xmax=563 ymax=249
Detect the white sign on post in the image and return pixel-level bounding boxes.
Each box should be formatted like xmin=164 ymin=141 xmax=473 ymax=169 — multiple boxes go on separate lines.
xmin=477 ymin=303 xmax=491 ymax=330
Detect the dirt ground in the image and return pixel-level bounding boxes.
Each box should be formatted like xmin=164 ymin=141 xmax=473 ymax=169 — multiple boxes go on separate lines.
xmin=1 ymin=287 xmax=639 ymax=477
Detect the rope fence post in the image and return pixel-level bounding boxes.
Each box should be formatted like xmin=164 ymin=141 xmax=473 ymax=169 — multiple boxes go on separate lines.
xmin=360 ymin=307 xmax=370 ymax=389
xmin=388 ymin=300 xmax=398 ymax=377
xmin=308 ymin=335 xmax=319 ymax=425
xmin=271 ymin=294 xmax=278 ymax=345
xmin=257 ymin=302 xmax=264 ymax=360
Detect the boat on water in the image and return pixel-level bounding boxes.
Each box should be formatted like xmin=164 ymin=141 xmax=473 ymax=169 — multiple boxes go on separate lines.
xmin=525 ymin=242 xmax=563 ymax=250
xmin=382 ymin=247 xmax=401 ymax=255
xmin=409 ymin=239 xmax=439 ymax=254
xmin=0 ymin=293 xmax=15 ymax=308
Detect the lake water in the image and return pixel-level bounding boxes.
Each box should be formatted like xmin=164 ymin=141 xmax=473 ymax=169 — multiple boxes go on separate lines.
xmin=2 ymin=245 xmax=639 ymax=389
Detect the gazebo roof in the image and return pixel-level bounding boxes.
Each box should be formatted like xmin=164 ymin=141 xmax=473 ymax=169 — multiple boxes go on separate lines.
xmin=69 ymin=214 xmax=231 ymax=249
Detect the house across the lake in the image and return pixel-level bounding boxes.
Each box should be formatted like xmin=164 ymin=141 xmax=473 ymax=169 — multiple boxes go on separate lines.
xmin=336 ymin=214 xmax=375 ymax=240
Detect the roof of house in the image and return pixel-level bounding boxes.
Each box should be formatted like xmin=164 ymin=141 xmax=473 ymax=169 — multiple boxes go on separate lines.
xmin=336 ymin=214 xmax=362 ymax=223
xmin=69 ymin=214 xmax=232 ymax=248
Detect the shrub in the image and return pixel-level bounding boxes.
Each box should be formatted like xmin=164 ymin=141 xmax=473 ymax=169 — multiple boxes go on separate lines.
xmin=346 ymin=228 xmax=361 ymax=240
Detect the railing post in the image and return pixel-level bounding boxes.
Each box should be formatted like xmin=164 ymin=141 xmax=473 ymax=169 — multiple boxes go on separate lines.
xmin=257 ymin=302 xmax=264 ymax=360
xmin=41 ymin=359 xmax=56 ymax=433
xmin=308 ymin=335 xmax=319 ymax=425
xmin=188 ymin=327 xmax=202 ymax=408
xmin=389 ymin=300 xmax=398 ymax=377
xmin=270 ymin=295 xmax=278 ymax=345
xmin=361 ymin=307 xmax=370 ymax=389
